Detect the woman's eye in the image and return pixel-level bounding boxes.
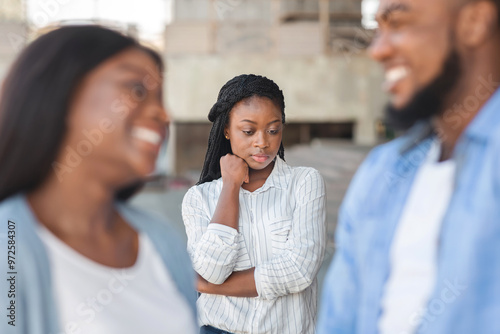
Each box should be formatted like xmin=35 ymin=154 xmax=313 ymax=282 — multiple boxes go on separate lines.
xmin=124 ymin=81 xmax=147 ymax=101
xmin=243 ymin=131 xmax=254 ymax=135
xmin=132 ymin=84 xmax=147 ymax=101
xmin=268 ymin=129 xmax=279 ymax=135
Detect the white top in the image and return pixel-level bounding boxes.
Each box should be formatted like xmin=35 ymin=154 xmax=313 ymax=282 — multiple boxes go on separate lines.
xmin=379 ymin=139 xmax=456 ymax=334
xmin=37 ymin=225 xmax=197 ymax=334
xmin=182 ymin=158 xmax=326 ymax=334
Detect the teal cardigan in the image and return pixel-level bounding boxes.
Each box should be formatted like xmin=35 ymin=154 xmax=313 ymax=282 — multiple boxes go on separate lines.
xmin=0 ymin=194 xmax=197 ymax=334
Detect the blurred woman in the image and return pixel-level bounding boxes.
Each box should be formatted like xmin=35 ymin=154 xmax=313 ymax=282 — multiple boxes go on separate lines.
xmin=182 ymin=74 xmax=327 ymax=334
xmin=0 ymin=26 xmax=196 ymax=334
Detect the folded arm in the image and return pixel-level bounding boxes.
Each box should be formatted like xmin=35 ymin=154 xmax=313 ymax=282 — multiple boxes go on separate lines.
xmin=196 ymin=170 xmax=327 ymax=300
xmin=197 ymin=268 xmax=258 ymax=297
xmin=182 ymin=185 xmax=241 ymax=284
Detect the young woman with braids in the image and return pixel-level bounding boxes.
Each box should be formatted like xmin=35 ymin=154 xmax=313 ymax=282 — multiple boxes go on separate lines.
xmin=182 ymin=74 xmax=327 ymax=334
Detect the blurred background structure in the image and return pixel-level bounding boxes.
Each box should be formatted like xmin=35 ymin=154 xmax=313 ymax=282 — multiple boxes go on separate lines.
xmin=0 ymin=0 xmax=384 ymax=289
xmin=0 ymin=0 xmax=27 ymax=77
xmin=165 ymin=0 xmax=385 ymax=176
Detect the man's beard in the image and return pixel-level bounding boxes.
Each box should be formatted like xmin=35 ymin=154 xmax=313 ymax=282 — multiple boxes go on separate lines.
xmin=385 ymin=49 xmax=462 ymax=131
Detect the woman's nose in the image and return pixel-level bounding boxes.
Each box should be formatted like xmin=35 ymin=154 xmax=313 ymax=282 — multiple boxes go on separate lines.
xmin=253 ymin=132 xmax=269 ymax=148
xmin=145 ymin=101 xmax=170 ymax=126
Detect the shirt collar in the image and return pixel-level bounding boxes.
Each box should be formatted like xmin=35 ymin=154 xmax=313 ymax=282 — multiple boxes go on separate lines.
xmin=251 ymin=157 xmax=292 ymax=193
xmin=399 ymin=120 xmax=435 ymax=155
xmin=463 ymin=87 xmax=500 ymax=140
xmin=400 ymin=87 xmax=500 ymax=154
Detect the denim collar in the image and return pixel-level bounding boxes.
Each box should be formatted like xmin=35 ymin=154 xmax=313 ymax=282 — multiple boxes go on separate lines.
xmin=399 ymin=87 xmax=500 ymax=155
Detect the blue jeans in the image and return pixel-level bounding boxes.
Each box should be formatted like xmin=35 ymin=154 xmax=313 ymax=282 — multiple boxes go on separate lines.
xmin=200 ymin=325 xmax=234 ymax=334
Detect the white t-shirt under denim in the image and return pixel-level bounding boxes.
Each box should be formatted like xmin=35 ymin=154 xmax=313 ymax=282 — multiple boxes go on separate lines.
xmin=379 ymin=139 xmax=456 ymax=334
xmin=182 ymin=158 xmax=326 ymax=334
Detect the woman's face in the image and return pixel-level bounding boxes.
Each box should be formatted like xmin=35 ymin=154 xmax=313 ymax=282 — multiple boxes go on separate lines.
xmin=60 ymin=47 xmax=169 ymax=184
xmin=225 ymin=96 xmax=283 ymax=171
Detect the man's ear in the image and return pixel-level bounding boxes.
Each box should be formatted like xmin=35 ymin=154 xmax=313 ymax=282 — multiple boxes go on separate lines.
xmin=456 ymin=1 xmax=498 ymax=47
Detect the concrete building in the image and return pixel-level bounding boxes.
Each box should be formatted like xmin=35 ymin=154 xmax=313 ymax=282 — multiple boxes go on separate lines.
xmin=0 ymin=0 xmax=27 ymax=78
xmin=163 ymin=0 xmax=386 ymax=175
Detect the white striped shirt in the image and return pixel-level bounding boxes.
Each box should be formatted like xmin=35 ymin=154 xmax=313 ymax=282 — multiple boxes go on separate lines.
xmin=182 ymin=158 xmax=326 ymax=334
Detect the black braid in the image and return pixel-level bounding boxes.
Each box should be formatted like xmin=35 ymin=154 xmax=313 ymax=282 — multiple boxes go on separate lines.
xmin=198 ymin=74 xmax=286 ymax=185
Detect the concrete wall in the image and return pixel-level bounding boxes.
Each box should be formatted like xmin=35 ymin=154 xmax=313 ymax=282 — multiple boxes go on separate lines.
xmin=164 ymin=21 xmax=325 ymax=56
xmin=164 ymin=53 xmax=386 ymax=174
xmin=166 ymin=54 xmax=384 ymax=124
xmin=0 ymin=0 xmax=24 ymax=21
xmin=0 ymin=21 xmax=26 ymax=79
xmin=164 ymin=0 xmax=385 ymax=175
xmin=0 ymin=0 xmax=27 ymax=78
xmin=173 ymin=0 xmax=362 ymax=22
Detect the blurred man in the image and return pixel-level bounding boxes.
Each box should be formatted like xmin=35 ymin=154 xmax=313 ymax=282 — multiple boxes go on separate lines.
xmin=317 ymin=0 xmax=500 ymax=333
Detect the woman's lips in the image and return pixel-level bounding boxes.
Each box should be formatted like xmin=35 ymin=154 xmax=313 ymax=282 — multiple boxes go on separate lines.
xmin=251 ymin=154 xmax=270 ymax=163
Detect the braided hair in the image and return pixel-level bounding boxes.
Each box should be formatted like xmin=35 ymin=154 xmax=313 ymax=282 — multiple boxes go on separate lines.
xmin=197 ymin=74 xmax=286 ymax=185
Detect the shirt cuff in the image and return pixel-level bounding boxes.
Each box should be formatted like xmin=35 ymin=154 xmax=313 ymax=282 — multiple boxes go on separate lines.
xmin=206 ymin=223 xmax=239 ymax=244
xmin=254 ymin=266 xmax=263 ymax=298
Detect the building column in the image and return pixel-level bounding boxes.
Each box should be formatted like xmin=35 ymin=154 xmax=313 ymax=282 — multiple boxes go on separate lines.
xmin=319 ymin=0 xmax=330 ymax=54
xmin=209 ymin=0 xmax=217 ymax=53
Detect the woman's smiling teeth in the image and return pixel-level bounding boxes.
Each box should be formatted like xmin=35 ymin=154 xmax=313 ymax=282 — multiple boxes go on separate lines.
xmin=132 ymin=127 xmax=163 ymax=145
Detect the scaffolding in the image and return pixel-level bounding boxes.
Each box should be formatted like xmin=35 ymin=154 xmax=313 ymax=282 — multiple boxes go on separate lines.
xmin=166 ymin=0 xmax=371 ymax=56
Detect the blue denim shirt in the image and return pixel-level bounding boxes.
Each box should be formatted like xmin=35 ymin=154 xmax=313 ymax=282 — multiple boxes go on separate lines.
xmin=317 ymin=88 xmax=500 ymax=334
